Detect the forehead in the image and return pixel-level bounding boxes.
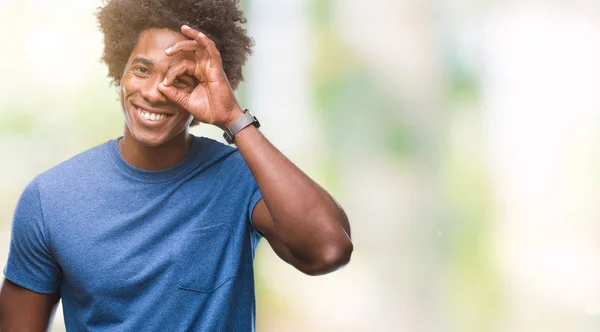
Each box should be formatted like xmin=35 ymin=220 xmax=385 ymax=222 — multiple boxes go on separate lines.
xmin=128 ymin=29 xmax=193 ymax=67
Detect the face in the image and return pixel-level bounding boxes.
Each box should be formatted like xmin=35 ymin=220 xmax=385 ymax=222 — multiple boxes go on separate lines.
xmin=119 ymin=29 xmax=197 ymax=147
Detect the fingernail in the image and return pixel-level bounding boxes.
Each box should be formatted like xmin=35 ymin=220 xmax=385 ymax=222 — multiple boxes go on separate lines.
xmin=182 ymin=25 xmax=190 ymax=29
xmin=162 ymin=77 xmax=168 ymax=85
xmin=198 ymin=32 xmax=205 ymax=38
xmin=165 ymin=47 xmax=172 ymax=53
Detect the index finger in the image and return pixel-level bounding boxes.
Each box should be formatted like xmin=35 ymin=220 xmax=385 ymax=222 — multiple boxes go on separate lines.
xmin=165 ymin=40 xmax=202 ymax=56
xmin=180 ymin=25 xmax=222 ymax=66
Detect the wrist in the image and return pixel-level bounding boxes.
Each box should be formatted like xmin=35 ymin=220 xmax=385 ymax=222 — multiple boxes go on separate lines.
xmin=219 ymin=106 xmax=245 ymax=130
xmin=221 ymin=108 xmax=261 ymax=144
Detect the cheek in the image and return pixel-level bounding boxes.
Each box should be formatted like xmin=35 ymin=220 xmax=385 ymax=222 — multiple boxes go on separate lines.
xmin=119 ymin=74 xmax=141 ymax=97
xmin=119 ymin=85 xmax=133 ymax=115
xmin=119 ymin=86 xmax=126 ymax=111
xmin=119 ymin=77 xmax=140 ymax=109
xmin=119 ymin=86 xmax=125 ymax=104
xmin=175 ymin=113 xmax=195 ymax=128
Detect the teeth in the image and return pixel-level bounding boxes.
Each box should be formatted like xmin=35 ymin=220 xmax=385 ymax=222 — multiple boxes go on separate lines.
xmin=137 ymin=108 xmax=168 ymax=121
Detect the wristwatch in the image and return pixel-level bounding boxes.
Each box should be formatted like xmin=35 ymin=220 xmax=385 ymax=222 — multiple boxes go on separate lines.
xmin=223 ymin=109 xmax=261 ymax=144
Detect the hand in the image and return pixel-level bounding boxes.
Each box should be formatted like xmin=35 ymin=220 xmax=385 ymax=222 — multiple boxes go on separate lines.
xmin=158 ymin=25 xmax=244 ymax=129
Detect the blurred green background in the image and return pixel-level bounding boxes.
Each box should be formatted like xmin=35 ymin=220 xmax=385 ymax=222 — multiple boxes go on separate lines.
xmin=1 ymin=0 xmax=600 ymax=331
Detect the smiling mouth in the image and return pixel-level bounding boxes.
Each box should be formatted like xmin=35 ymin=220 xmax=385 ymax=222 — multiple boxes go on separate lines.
xmin=135 ymin=106 xmax=173 ymax=122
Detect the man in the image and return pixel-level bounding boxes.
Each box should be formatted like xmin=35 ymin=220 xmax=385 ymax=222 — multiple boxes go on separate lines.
xmin=0 ymin=0 xmax=352 ymax=331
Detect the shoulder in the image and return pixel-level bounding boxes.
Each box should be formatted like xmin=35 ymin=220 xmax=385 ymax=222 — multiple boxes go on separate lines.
xmin=34 ymin=140 xmax=113 ymax=191
xmin=196 ymin=136 xmax=236 ymax=158
xmin=194 ymin=136 xmax=245 ymax=169
xmin=204 ymin=137 xmax=249 ymax=165
xmin=194 ymin=136 xmax=254 ymax=180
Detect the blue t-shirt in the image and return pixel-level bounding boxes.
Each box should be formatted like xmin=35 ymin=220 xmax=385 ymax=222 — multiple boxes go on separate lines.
xmin=4 ymin=135 xmax=263 ymax=331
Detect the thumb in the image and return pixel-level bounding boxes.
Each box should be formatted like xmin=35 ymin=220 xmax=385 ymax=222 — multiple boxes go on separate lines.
xmin=158 ymin=83 xmax=190 ymax=109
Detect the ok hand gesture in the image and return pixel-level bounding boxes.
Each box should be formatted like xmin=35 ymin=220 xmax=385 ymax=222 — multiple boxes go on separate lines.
xmin=158 ymin=25 xmax=243 ymax=129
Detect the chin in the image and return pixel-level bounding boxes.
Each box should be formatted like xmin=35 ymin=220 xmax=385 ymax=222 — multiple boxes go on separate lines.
xmin=135 ymin=135 xmax=169 ymax=148
xmin=125 ymin=120 xmax=192 ymax=150
xmin=127 ymin=128 xmax=171 ymax=148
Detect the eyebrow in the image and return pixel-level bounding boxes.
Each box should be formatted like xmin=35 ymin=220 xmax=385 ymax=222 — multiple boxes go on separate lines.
xmin=131 ymin=57 xmax=153 ymax=67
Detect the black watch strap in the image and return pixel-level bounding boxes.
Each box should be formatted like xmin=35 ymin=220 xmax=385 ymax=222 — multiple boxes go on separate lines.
xmin=223 ymin=109 xmax=260 ymax=144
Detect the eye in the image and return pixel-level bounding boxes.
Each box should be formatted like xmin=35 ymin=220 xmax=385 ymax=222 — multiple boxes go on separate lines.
xmin=173 ymin=77 xmax=192 ymax=89
xmin=132 ymin=66 xmax=149 ymax=75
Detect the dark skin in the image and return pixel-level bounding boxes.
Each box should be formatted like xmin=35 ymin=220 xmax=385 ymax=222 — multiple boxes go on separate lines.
xmin=0 ymin=281 xmax=59 ymax=331
xmin=0 ymin=26 xmax=352 ymax=331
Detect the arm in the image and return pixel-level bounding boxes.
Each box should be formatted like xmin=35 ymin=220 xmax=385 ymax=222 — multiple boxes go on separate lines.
xmin=2 ymin=178 xmax=63 ymax=331
xmin=236 ymin=125 xmax=352 ymax=275
xmin=159 ymin=25 xmax=353 ymax=275
xmin=0 ymin=279 xmax=59 ymax=332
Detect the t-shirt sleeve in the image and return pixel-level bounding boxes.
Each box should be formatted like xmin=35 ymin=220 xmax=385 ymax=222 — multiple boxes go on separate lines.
xmin=3 ymin=178 xmax=61 ymax=294
xmin=248 ymin=186 xmax=263 ymax=235
xmin=247 ymin=185 xmax=263 ymax=253
xmin=236 ymin=152 xmax=264 ymax=248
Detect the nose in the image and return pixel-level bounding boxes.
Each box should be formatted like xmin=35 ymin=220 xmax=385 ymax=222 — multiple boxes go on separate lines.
xmin=141 ymin=76 xmax=168 ymax=104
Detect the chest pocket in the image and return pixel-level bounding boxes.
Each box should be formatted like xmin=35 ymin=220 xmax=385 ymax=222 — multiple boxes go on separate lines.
xmin=173 ymin=222 xmax=235 ymax=293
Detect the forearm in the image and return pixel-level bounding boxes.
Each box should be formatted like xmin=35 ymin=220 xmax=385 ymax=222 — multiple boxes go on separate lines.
xmin=234 ymin=124 xmax=352 ymax=264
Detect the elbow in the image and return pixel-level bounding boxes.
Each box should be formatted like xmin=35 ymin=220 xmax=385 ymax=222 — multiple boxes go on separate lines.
xmin=302 ymin=238 xmax=354 ymax=276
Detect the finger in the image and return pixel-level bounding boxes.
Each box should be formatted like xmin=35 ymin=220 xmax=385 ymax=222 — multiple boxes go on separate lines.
xmin=157 ymin=83 xmax=190 ymax=109
xmin=180 ymin=25 xmax=222 ymax=66
xmin=163 ymin=60 xmax=196 ymax=87
xmin=165 ymin=40 xmax=204 ymax=58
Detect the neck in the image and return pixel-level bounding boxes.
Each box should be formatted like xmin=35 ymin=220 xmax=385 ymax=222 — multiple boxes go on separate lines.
xmin=118 ymin=129 xmax=193 ymax=170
